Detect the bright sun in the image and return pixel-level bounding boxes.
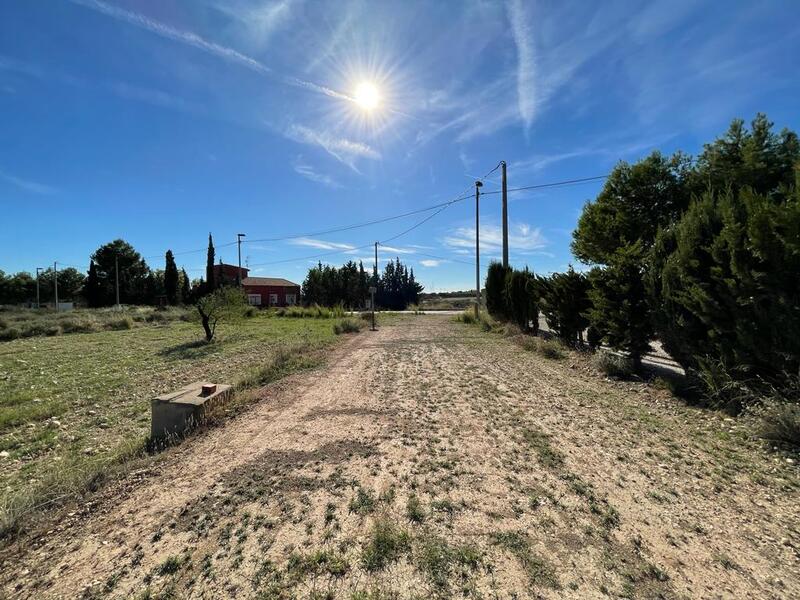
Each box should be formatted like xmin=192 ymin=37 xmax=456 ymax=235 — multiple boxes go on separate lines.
xmin=354 ymin=81 xmax=380 ymax=110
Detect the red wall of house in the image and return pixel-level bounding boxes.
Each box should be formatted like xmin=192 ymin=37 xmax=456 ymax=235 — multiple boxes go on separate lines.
xmin=244 ymin=285 xmax=300 ymax=306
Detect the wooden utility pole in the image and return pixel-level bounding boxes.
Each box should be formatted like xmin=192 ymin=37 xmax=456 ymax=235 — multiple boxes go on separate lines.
xmin=475 ymin=180 xmax=483 ymax=318
xmin=36 ymin=267 xmax=42 ymax=309
xmin=501 ymin=160 xmax=509 ymax=268
xmin=53 ymin=262 xmax=59 ymax=312
xmin=115 ymin=255 xmax=120 ymax=307
xmin=237 ymin=233 xmax=246 ymax=285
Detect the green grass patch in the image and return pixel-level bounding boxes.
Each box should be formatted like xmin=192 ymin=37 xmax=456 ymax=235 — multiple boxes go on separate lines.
xmin=361 ymin=518 xmax=411 ymax=571
xmin=491 ymin=531 xmax=559 ymax=589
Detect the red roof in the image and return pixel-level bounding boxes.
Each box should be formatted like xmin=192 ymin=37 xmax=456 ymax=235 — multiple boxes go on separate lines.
xmin=242 ymin=277 xmax=299 ymax=287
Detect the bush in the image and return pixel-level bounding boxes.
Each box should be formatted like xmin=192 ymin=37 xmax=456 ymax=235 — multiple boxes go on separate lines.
xmin=593 ymin=352 xmax=635 ymax=379
xmin=243 ymin=306 xmax=257 ymax=318
xmin=58 ymin=318 xmax=97 ymax=334
xmin=758 ymin=402 xmax=800 ymax=449
xmin=106 ymin=316 xmax=134 ymax=331
xmin=522 ymin=337 xmax=565 ymax=360
xmin=0 ymin=327 xmax=21 ymax=341
xmin=454 ymin=310 xmax=478 ymax=325
xmin=333 ymin=318 xmax=363 ymax=335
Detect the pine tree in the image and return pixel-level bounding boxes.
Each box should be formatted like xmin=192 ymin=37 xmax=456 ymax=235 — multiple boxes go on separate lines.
xmin=164 ymin=250 xmax=179 ymax=305
xmin=205 ymin=233 xmax=216 ymax=293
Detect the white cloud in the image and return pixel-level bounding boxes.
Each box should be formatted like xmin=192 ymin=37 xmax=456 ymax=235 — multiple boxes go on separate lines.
xmin=0 ymin=169 xmax=57 ymax=195
xmin=507 ymin=0 xmax=537 ymax=130
xmin=285 ymin=124 xmax=380 ymax=172
xmin=420 ymin=259 xmax=441 ymax=267
xmin=289 ymin=237 xmax=355 ymax=251
xmin=292 ymin=158 xmax=341 ymax=188
xmin=379 ymin=245 xmax=414 ymax=255
xmin=443 ymin=221 xmax=547 ymax=255
xmin=71 ymin=0 xmax=272 ymax=74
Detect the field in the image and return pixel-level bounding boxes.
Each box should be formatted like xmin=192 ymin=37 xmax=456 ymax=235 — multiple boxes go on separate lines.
xmin=0 ymin=309 xmax=349 ymax=535
xmin=1 ymin=313 xmax=797 ymax=599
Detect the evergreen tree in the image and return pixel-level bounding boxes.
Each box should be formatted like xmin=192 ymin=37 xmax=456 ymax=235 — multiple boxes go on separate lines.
xmin=90 ymin=239 xmax=149 ymax=305
xmin=85 ymin=260 xmax=102 ymax=308
xmin=504 ymin=268 xmax=537 ymax=331
xmin=205 ymin=233 xmax=216 ymax=293
xmin=180 ymin=268 xmax=191 ymax=304
xmin=588 ymin=245 xmax=653 ymax=368
xmin=485 ymin=261 xmax=512 ymax=318
xmin=164 ymin=250 xmax=179 ymax=305
xmin=648 ymin=185 xmax=800 ymax=400
xmin=538 ymin=267 xmax=591 ymax=347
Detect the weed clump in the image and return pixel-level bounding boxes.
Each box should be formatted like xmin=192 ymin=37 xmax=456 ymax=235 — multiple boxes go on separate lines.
xmin=333 ymin=318 xmax=363 ymax=335
xmin=361 ymin=518 xmax=410 ymax=571
xmin=405 ymin=494 xmax=425 ymax=523
xmin=522 ymin=337 xmax=566 ymax=359
xmin=594 ymin=351 xmax=635 ymax=379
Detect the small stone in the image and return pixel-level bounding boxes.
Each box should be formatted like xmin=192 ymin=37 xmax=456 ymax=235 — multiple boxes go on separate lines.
xmin=0 ymin=451 xmax=9 ymax=458
xmin=786 ymin=458 xmax=796 ymax=465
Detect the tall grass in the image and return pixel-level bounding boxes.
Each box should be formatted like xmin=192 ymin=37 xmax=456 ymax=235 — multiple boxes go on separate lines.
xmin=274 ymin=304 xmax=346 ymax=319
xmin=0 ymin=306 xmax=191 ymax=341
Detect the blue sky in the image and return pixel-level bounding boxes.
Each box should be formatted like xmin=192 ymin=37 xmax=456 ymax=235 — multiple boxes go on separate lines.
xmin=1 ymin=0 xmax=798 ymax=291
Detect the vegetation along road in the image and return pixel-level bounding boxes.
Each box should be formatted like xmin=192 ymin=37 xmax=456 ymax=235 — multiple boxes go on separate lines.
xmin=1 ymin=314 xmax=798 ymax=599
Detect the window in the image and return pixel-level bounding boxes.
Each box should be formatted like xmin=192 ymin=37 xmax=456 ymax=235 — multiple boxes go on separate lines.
xmin=247 ymin=294 xmax=261 ymax=306
xmin=269 ymin=293 xmax=278 ymax=306
xmin=286 ymin=293 xmax=296 ymax=306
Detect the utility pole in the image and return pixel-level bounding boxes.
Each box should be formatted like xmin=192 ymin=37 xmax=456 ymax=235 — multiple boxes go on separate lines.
xmin=237 ymin=233 xmax=246 ymax=286
xmin=36 ymin=267 xmax=43 ymax=309
xmin=371 ymin=241 xmax=378 ymax=331
xmin=501 ymin=160 xmax=509 ymax=268
xmin=115 ymin=255 xmax=120 ymax=307
xmin=53 ymin=262 xmax=59 ymax=312
xmin=475 ymin=180 xmax=483 ymax=318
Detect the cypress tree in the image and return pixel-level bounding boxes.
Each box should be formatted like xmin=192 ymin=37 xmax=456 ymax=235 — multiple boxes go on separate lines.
xmin=205 ymin=233 xmax=216 ymax=293
xmin=180 ymin=268 xmax=191 ymax=304
xmin=588 ymin=245 xmax=653 ymax=368
xmin=485 ymin=261 xmax=511 ymax=318
xmin=85 ymin=260 xmax=102 ymax=308
xmin=538 ymin=267 xmax=591 ymax=346
xmin=164 ymin=250 xmax=179 ymax=305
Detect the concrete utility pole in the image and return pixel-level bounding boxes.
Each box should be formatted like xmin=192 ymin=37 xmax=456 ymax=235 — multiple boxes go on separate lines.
xmin=475 ymin=180 xmax=483 ymax=318
xmin=237 ymin=233 xmax=246 ymax=286
xmin=53 ymin=262 xmax=59 ymax=312
xmin=501 ymin=160 xmax=509 ymax=268
xmin=115 ymin=255 xmax=120 ymax=307
xmin=36 ymin=267 xmax=43 ymax=309
xmin=371 ymin=241 xmax=378 ymax=331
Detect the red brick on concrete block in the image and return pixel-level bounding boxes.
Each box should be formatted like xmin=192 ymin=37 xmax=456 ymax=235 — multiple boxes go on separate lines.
xmin=151 ymin=381 xmax=232 ymax=441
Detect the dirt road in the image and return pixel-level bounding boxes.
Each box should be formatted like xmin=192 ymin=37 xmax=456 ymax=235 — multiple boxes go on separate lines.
xmin=1 ymin=315 xmax=798 ymax=599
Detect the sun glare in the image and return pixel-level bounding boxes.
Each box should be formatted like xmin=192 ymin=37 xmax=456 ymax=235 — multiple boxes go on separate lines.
xmin=354 ymin=81 xmax=380 ymax=110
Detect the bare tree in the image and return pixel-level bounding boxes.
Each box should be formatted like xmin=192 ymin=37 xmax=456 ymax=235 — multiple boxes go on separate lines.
xmin=195 ymin=286 xmax=246 ymax=341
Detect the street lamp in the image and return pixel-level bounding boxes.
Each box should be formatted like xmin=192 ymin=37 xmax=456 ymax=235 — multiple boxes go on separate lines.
xmin=474 ymin=180 xmax=483 ymax=318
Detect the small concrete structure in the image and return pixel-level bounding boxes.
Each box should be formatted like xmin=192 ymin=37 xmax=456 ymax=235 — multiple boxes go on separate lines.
xmin=151 ymin=381 xmax=232 ymax=441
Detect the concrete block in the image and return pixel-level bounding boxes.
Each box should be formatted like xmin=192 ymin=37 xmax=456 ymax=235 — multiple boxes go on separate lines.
xmin=151 ymin=381 xmax=233 ymax=441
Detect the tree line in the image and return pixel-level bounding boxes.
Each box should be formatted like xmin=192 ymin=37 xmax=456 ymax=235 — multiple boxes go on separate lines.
xmin=302 ymin=257 xmax=422 ymax=310
xmin=486 ymin=113 xmax=799 ymax=412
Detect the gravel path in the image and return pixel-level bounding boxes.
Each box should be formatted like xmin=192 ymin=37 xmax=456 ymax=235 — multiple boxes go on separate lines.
xmin=1 ymin=315 xmax=797 ymax=599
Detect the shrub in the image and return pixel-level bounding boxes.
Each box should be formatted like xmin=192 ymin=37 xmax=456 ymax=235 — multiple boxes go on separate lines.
xmin=758 ymin=402 xmax=800 ymax=449
xmin=58 ymin=318 xmax=97 ymax=334
xmin=243 ymin=306 xmax=257 ymax=318
xmin=106 ymin=316 xmax=134 ymax=330
xmin=333 ymin=318 xmax=363 ymax=335
xmin=0 ymin=327 xmax=21 ymax=341
xmin=454 ymin=310 xmax=478 ymax=325
xmin=522 ymin=337 xmax=565 ymax=360
xmin=0 ymin=317 xmax=8 ymax=329
xmin=593 ymin=352 xmax=635 ymax=379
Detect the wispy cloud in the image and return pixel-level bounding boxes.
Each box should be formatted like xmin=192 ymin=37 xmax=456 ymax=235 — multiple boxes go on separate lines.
xmin=71 ymin=0 xmax=271 ymax=74
xmin=289 ymin=237 xmax=355 ymax=251
xmin=285 ymin=124 xmax=380 ymax=172
xmin=507 ymin=0 xmax=536 ymax=130
xmin=443 ymin=222 xmax=547 ymax=255
xmin=292 ymin=157 xmax=342 ymax=188
xmin=109 ymin=82 xmax=192 ymax=112
xmin=212 ymin=0 xmax=299 ymax=50
xmin=70 ymin=0 xmax=350 ymax=102
xmin=379 ymin=245 xmax=414 ymax=255
xmin=0 ymin=169 xmax=57 ymax=195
